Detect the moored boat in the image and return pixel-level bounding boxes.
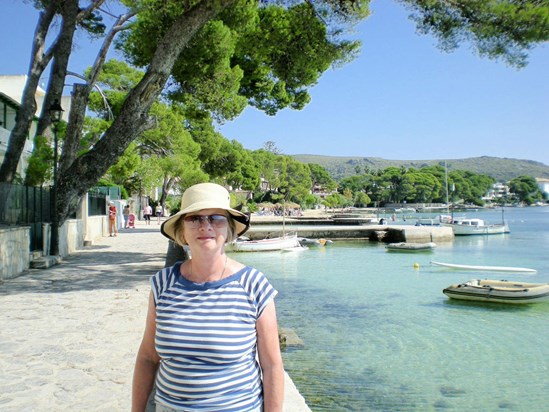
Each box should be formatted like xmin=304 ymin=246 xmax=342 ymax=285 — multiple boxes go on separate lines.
xmin=386 ymin=242 xmax=436 ymax=252
xmin=298 ymin=237 xmax=333 ymax=247
xmin=442 ymin=217 xmax=509 ymax=235
xmin=230 ymin=232 xmax=300 ymax=252
xmin=431 ymin=261 xmax=537 ymax=273
xmin=443 ymin=279 xmax=549 ymax=304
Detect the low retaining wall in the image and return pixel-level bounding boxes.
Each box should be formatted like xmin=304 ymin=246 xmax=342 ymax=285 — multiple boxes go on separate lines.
xmin=1 ymin=216 xmax=108 ymax=280
xmin=0 ymin=225 xmax=31 ymax=280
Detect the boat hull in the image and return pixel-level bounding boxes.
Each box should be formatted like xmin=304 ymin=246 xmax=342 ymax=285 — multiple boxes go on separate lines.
xmin=386 ymin=242 xmax=436 ymax=252
xmin=443 ymin=279 xmax=549 ymax=304
xmin=448 ymin=224 xmax=509 ymax=235
xmin=431 ymin=261 xmax=537 ymax=273
xmin=442 ymin=218 xmax=510 ymax=235
xmin=230 ymin=233 xmax=300 ymax=252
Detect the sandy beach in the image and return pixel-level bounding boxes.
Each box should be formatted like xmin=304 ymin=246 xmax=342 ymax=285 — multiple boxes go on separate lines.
xmin=0 ymin=219 xmax=310 ymax=411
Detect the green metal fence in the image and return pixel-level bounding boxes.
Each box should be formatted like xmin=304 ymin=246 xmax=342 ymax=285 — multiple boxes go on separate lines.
xmin=0 ymin=183 xmax=50 ymax=251
xmin=0 ymin=183 xmax=108 ymax=251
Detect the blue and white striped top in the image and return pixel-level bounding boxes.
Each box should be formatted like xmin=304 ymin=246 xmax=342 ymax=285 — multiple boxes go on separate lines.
xmin=151 ymin=262 xmax=278 ymax=411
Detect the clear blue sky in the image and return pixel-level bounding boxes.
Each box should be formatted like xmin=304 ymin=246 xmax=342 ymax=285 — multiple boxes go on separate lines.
xmin=1 ymin=0 xmax=548 ymax=166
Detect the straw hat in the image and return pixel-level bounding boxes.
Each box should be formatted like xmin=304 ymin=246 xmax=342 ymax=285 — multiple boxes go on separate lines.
xmin=160 ymin=183 xmax=250 ymax=242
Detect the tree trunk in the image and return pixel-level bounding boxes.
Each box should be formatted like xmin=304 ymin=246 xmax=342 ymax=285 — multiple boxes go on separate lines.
xmin=0 ymin=5 xmax=57 ymax=183
xmin=36 ymin=0 xmax=79 ymax=138
xmin=0 ymin=0 xmax=103 ymax=183
xmin=59 ymin=83 xmax=90 ymax=174
xmin=50 ymin=0 xmax=236 ymax=254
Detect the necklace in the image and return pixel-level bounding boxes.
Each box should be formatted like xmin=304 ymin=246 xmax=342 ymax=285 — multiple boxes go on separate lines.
xmin=189 ymin=254 xmax=228 ymax=282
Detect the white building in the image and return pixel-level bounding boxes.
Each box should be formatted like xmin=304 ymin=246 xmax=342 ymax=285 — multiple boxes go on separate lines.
xmin=535 ymin=178 xmax=549 ymax=197
xmin=483 ymin=182 xmax=511 ymax=202
xmin=0 ymin=75 xmax=70 ymax=180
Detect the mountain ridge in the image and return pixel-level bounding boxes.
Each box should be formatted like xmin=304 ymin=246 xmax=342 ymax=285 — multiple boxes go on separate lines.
xmin=291 ymin=155 xmax=549 ymax=182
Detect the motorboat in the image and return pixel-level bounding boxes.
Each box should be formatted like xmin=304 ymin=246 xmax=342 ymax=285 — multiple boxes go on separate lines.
xmin=442 ymin=218 xmax=509 ymax=235
xmin=230 ymin=232 xmax=301 ymax=252
xmin=443 ymin=279 xmax=549 ymax=304
xmin=386 ymin=242 xmax=436 ymax=252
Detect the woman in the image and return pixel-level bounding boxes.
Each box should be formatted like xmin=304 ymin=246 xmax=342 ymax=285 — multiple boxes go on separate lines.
xmin=132 ymin=183 xmax=284 ymax=412
xmin=123 ymin=205 xmax=131 ymax=228
xmin=144 ymin=204 xmax=153 ymax=225
xmin=108 ymin=201 xmax=118 ymax=237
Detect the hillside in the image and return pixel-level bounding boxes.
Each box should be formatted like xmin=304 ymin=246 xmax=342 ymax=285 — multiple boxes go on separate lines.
xmin=292 ymin=155 xmax=549 ymax=182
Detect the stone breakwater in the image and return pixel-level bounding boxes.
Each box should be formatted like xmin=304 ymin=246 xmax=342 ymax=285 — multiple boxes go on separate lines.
xmin=247 ymin=215 xmax=455 ymax=243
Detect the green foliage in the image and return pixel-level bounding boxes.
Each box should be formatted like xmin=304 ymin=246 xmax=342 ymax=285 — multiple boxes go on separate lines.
xmin=336 ymin=163 xmax=498 ymax=206
xmin=354 ymin=191 xmax=371 ymax=207
xmin=398 ymin=0 xmax=549 ymax=67
xmin=509 ymin=175 xmax=543 ymax=204
xmin=293 ymin=154 xmax=549 ymax=182
xmin=118 ymin=0 xmax=362 ymax=120
xmin=323 ymin=192 xmax=352 ymax=209
xmin=87 ymin=59 xmax=144 ymax=119
xmin=24 ymin=135 xmax=53 ymax=186
xmin=165 ymin=194 xmax=182 ymax=216
xmin=309 ymin=163 xmax=337 ymax=191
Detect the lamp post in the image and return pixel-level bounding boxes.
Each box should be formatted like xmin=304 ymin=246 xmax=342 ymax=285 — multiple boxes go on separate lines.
xmin=49 ymin=99 xmax=64 ymax=255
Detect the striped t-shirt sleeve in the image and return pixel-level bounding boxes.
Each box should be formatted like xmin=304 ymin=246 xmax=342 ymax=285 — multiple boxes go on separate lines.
xmin=241 ymin=267 xmax=278 ymax=319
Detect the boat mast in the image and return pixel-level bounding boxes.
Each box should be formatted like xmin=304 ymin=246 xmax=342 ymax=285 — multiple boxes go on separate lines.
xmin=444 ymin=160 xmax=449 ymax=212
xmin=282 ymin=199 xmax=286 ymax=235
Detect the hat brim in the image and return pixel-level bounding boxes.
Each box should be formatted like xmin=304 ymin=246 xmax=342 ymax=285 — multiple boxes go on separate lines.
xmin=160 ymin=204 xmax=250 ymax=243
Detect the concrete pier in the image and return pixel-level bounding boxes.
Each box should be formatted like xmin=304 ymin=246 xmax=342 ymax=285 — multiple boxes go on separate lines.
xmin=247 ymin=218 xmax=454 ymax=243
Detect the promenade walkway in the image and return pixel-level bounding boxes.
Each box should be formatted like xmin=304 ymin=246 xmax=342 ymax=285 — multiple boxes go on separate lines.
xmin=0 ymin=219 xmax=309 ymax=411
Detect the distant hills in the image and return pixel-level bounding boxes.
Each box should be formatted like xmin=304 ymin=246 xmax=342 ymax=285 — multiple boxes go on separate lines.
xmin=292 ymin=155 xmax=549 ymax=182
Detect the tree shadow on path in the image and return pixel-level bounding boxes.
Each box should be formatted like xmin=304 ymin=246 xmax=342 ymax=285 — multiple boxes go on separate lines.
xmin=0 ymin=230 xmax=170 ymax=296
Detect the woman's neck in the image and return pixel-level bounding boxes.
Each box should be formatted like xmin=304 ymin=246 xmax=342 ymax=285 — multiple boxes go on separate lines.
xmin=185 ymin=252 xmax=228 ymax=283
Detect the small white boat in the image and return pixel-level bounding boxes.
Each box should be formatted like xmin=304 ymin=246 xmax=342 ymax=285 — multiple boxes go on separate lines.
xmin=443 ymin=279 xmax=549 ymax=304
xmin=431 ymin=261 xmax=537 ymax=273
xmin=442 ymin=218 xmax=509 ymax=235
xmin=231 ymin=232 xmax=300 ymax=252
xmin=386 ymin=242 xmax=436 ymax=252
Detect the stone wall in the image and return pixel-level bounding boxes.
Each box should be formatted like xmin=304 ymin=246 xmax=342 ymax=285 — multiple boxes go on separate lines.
xmin=0 ymin=226 xmax=30 ymax=280
xmin=0 ymin=215 xmax=108 ymax=280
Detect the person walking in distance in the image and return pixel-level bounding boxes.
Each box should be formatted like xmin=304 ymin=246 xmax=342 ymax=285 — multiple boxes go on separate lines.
xmin=143 ymin=204 xmax=153 ymax=225
xmin=108 ymin=201 xmax=118 ymax=237
xmin=155 ymin=204 xmax=163 ymax=224
xmin=132 ymin=183 xmax=284 ymax=412
xmin=123 ymin=205 xmax=131 ymax=228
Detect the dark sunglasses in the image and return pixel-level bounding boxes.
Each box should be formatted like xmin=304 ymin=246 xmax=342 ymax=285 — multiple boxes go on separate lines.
xmin=183 ymin=214 xmax=228 ymax=228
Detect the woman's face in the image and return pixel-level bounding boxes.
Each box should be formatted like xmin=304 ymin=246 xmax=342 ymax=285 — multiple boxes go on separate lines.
xmin=182 ymin=208 xmax=229 ymax=252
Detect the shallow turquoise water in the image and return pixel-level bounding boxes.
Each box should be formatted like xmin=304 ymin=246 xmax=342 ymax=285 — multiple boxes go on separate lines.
xmin=230 ymin=207 xmax=549 ymax=411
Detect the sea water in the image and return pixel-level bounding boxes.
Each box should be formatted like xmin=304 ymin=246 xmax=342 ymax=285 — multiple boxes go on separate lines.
xmin=229 ymin=207 xmax=549 ymax=411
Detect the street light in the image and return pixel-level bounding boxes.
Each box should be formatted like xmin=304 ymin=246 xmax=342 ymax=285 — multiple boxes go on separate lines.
xmin=49 ymin=99 xmax=64 ymax=181
xmin=49 ymin=99 xmax=63 ymax=255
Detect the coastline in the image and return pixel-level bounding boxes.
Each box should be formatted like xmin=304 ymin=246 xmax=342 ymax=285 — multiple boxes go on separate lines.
xmin=0 ymin=219 xmax=311 ymax=411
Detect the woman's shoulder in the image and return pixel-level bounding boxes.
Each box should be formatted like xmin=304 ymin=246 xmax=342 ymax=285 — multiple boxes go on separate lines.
xmin=152 ymin=263 xmax=181 ymax=288
xmin=235 ymin=265 xmax=271 ymax=286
